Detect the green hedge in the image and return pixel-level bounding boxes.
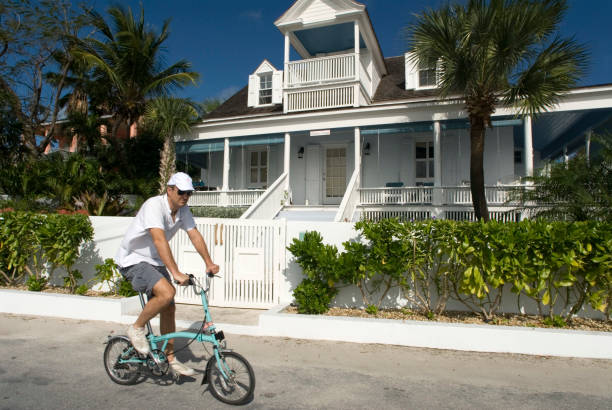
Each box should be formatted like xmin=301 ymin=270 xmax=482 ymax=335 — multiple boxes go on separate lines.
xmin=288 ymin=219 xmax=612 ymax=320
xmin=0 ymin=211 xmax=94 ymax=292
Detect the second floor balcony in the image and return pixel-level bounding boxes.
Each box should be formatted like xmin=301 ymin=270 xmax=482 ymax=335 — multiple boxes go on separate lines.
xmin=284 ymin=52 xmax=372 ymax=113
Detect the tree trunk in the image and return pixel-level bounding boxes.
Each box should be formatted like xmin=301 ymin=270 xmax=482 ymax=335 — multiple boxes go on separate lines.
xmin=158 ymin=136 xmax=177 ymax=194
xmin=469 ymin=115 xmax=489 ymax=222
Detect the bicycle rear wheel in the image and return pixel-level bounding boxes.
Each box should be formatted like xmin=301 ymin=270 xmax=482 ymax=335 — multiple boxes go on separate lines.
xmin=207 ymin=351 xmax=255 ymax=405
xmin=103 ymin=336 xmax=140 ymax=385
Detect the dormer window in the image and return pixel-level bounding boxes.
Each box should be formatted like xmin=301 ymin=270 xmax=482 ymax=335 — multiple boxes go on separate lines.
xmin=259 ymin=73 xmax=273 ymax=104
xmin=418 ymin=61 xmax=437 ymax=88
xmin=248 ymin=60 xmax=283 ymax=108
xmin=405 ymin=52 xmax=439 ymax=91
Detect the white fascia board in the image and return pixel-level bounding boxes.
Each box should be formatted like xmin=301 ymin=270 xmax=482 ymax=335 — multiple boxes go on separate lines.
xmin=194 ymin=101 xmax=469 ymax=140
xmin=492 ymin=86 xmax=612 ymax=116
xmin=356 ymin=15 xmax=386 ymax=76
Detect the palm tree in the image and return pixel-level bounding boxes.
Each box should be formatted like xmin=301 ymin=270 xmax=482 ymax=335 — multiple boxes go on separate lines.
xmin=407 ymin=0 xmax=587 ymax=221
xmin=144 ymin=97 xmax=199 ymax=194
xmin=77 ymin=5 xmax=200 ymax=140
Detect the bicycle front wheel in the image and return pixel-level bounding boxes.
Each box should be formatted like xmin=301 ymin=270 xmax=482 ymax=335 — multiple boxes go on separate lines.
xmin=207 ymin=351 xmax=255 ymax=405
xmin=103 ymin=336 xmax=140 ymax=385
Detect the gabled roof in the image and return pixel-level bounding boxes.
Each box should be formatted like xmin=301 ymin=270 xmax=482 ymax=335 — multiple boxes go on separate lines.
xmin=253 ymin=59 xmax=278 ymax=74
xmin=275 ymin=0 xmax=365 ymax=27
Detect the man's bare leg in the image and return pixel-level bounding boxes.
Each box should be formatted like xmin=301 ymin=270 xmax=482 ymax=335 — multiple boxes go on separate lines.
xmin=134 ymin=278 xmax=175 ymax=328
xmin=160 ymin=303 xmax=176 ymax=361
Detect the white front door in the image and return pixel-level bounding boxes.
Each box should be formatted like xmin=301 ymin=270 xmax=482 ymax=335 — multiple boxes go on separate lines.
xmin=324 ymin=146 xmax=347 ymax=205
xmin=305 ymin=145 xmax=321 ymax=205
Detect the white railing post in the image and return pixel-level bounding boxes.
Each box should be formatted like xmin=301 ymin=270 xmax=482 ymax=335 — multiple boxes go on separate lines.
xmin=433 ymin=120 xmax=442 ymax=206
xmin=524 ymin=115 xmax=534 ymax=179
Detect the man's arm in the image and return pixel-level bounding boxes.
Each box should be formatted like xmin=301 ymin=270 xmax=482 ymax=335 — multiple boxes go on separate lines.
xmin=186 ymin=228 xmax=220 ymax=274
xmin=149 ymin=228 xmax=190 ymax=285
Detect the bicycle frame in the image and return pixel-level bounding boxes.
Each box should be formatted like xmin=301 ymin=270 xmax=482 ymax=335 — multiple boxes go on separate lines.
xmin=119 ymin=275 xmax=231 ymax=380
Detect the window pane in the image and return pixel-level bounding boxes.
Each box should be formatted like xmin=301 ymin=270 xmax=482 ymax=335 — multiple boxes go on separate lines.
xmin=250 ymin=168 xmax=258 ymax=183
xmin=260 ymin=167 xmax=267 ymax=182
xmin=261 ymin=151 xmax=267 ymax=165
xmin=419 ymin=68 xmax=436 ymax=87
xmin=250 ymin=151 xmax=258 ymax=164
xmin=416 ymin=162 xmax=426 ymax=178
xmin=429 ymin=160 xmax=434 ymax=177
xmin=416 ymin=143 xmax=426 ymax=159
xmin=428 ymin=145 xmax=434 ymax=158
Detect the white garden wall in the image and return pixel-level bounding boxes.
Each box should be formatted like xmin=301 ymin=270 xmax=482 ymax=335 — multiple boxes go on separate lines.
xmin=73 ymin=216 xmax=606 ymax=320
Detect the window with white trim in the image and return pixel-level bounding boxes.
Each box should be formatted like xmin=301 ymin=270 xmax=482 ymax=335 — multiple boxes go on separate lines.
xmin=258 ymin=73 xmax=272 ymax=105
xmin=249 ymin=150 xmax=268 ymax=187
xmin=418 ymin=60 xmax=437 ymax=88
xmin=415 ymin=141 xmax=434 ymax=185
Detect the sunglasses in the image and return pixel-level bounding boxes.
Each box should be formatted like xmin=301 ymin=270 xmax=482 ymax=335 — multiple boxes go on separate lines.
xmin=176 ymin=189 xmax=193 ymax=197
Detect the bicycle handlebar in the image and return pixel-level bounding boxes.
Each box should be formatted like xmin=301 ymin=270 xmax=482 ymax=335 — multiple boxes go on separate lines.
xmin=174 ymin=272 xmax=214 ymax=286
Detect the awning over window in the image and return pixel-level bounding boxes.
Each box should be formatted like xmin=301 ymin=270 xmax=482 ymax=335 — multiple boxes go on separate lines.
xmin=176 ymin=135 xmax=285 ymax=154
xmin=360 ymin=118 xmax=523 ymax=135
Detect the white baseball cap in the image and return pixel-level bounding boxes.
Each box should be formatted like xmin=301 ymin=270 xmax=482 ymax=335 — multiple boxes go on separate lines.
xmin=167 ymin=172 xmax=194 ymax=191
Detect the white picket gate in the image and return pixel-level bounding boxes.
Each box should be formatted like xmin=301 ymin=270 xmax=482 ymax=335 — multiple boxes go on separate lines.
xmin=169 ymin=218 xmax=286 ymax=308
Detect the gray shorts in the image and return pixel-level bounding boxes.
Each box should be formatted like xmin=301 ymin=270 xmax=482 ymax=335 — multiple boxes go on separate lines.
xmin=119 ymin=262 xmax=174 ymax=304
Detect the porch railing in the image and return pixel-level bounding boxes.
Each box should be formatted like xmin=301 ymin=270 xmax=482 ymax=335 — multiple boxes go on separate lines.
xmin=360 ymin=187 xmax=433 ymax=205
xmin=241 ymin=173 xmax=288 ymax=220
xmin=443 ymin=186 xmax=518 ymax=205
xmin=189 ymin=189 xmax=264 ymax=207
xmin=286 ymin=53 xmax=355 ymax=87
xmin=335 ymin=168 xmax=360 ymax=222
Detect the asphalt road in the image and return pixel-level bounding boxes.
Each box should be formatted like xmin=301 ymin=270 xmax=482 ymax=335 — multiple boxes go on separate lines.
xmin=1 ymin=314 xmax=611 ymax=410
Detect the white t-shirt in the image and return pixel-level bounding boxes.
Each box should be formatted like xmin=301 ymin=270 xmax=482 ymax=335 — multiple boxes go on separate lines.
xmin=115 ymin=194 xmax=196 ymax=267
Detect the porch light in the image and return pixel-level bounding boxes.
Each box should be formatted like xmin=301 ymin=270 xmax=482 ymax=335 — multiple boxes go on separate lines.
xmin=298 ymin=146 xmax=304 ymax=159
xmin=363 ymin=142 xmax=371 ymax=156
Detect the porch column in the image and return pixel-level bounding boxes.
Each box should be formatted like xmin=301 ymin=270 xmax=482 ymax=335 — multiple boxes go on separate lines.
xmin=284 ymin=34 xmax=290 ymax=88
xmin=586 ymin=129 xmax=592 ymax=165
xmin=353 ymin=21 xmax=360 ymax=108
xmin=284 ymin=132 xmax=291 ymax=194
xmin=222 ymin=137 xmax=230 ymax=190
xmin=354 ymin=127 xmax=361 ymax=174
xmin=433 ymin=120 xmax=442 ymax=206
xmin=524 ymin=115 xmax=534 ymax=178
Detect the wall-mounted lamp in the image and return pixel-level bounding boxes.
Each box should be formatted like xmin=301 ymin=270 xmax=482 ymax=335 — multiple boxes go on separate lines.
xmin=363 ymin=142 xmax=371 ymax=156
xmin=297 ymin=146 xmax=304 ymax=159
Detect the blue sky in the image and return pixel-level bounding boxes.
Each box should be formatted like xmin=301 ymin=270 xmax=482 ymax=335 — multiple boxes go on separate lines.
xmin=90 ymin=0 xmax=612 ymax=103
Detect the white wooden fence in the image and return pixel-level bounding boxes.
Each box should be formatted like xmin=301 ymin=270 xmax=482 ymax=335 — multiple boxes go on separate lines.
xmin=170 ymin=218 xmax=286 ymax=308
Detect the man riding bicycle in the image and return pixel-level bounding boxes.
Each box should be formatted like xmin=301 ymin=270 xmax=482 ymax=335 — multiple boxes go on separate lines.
xmin=115 ymin=172 xmax=219 ymax=376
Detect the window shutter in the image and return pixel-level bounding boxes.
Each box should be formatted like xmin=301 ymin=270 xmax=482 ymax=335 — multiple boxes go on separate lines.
xmin=404 ymin=52 xmax=417 ymax=90
xmin=248 ymin=74 xmax=258 ymax=107
xmin=272 ymin=71 xmax=283 ymax=104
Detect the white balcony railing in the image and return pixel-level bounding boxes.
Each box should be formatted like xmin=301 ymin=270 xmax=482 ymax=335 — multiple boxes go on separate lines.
xmin=360 ymin=186 xmax=520 ymax=207
xmin=286 ymin=53 xmax=355 ymax=87
xmin=443 ymin=186 xmax=518 ymax=205
xmin=286 ymin=85 xmax=354 ymax=112
xmin=360 ymin=187 xmax=433 ymax=205
xmin=189 ymin=189 xmax=264 ymax=207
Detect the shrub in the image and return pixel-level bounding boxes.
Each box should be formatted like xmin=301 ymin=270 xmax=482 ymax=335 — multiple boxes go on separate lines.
xmin=293 ymin=278 xmax=338 ymax=314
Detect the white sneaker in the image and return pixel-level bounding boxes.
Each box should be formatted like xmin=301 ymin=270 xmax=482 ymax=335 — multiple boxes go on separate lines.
xmin=127 ymin=325 xmax=150 ymax=355
xmin=169 ymin=359 xmax=196 ymax=376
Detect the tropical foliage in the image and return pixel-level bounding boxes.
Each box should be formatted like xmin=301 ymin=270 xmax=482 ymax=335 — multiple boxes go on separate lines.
xmin=288 ymin=219 xmax=612 ymax=321
xmin=144 ymin=97 xmax=200 ymax=193
xmin=512 ymin=134 xmax=612 ymax=221
xmin=407 ymin=0 xmax=588 ymax=220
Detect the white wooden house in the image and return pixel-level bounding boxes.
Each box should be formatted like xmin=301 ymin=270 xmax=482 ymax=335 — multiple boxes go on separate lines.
xmin=178 ymin=0 xmax=612 ymax=222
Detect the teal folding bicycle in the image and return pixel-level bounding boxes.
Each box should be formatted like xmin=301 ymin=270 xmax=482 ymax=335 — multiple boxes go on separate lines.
xmin=103 ymin=272 xmax=256 ymax=405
